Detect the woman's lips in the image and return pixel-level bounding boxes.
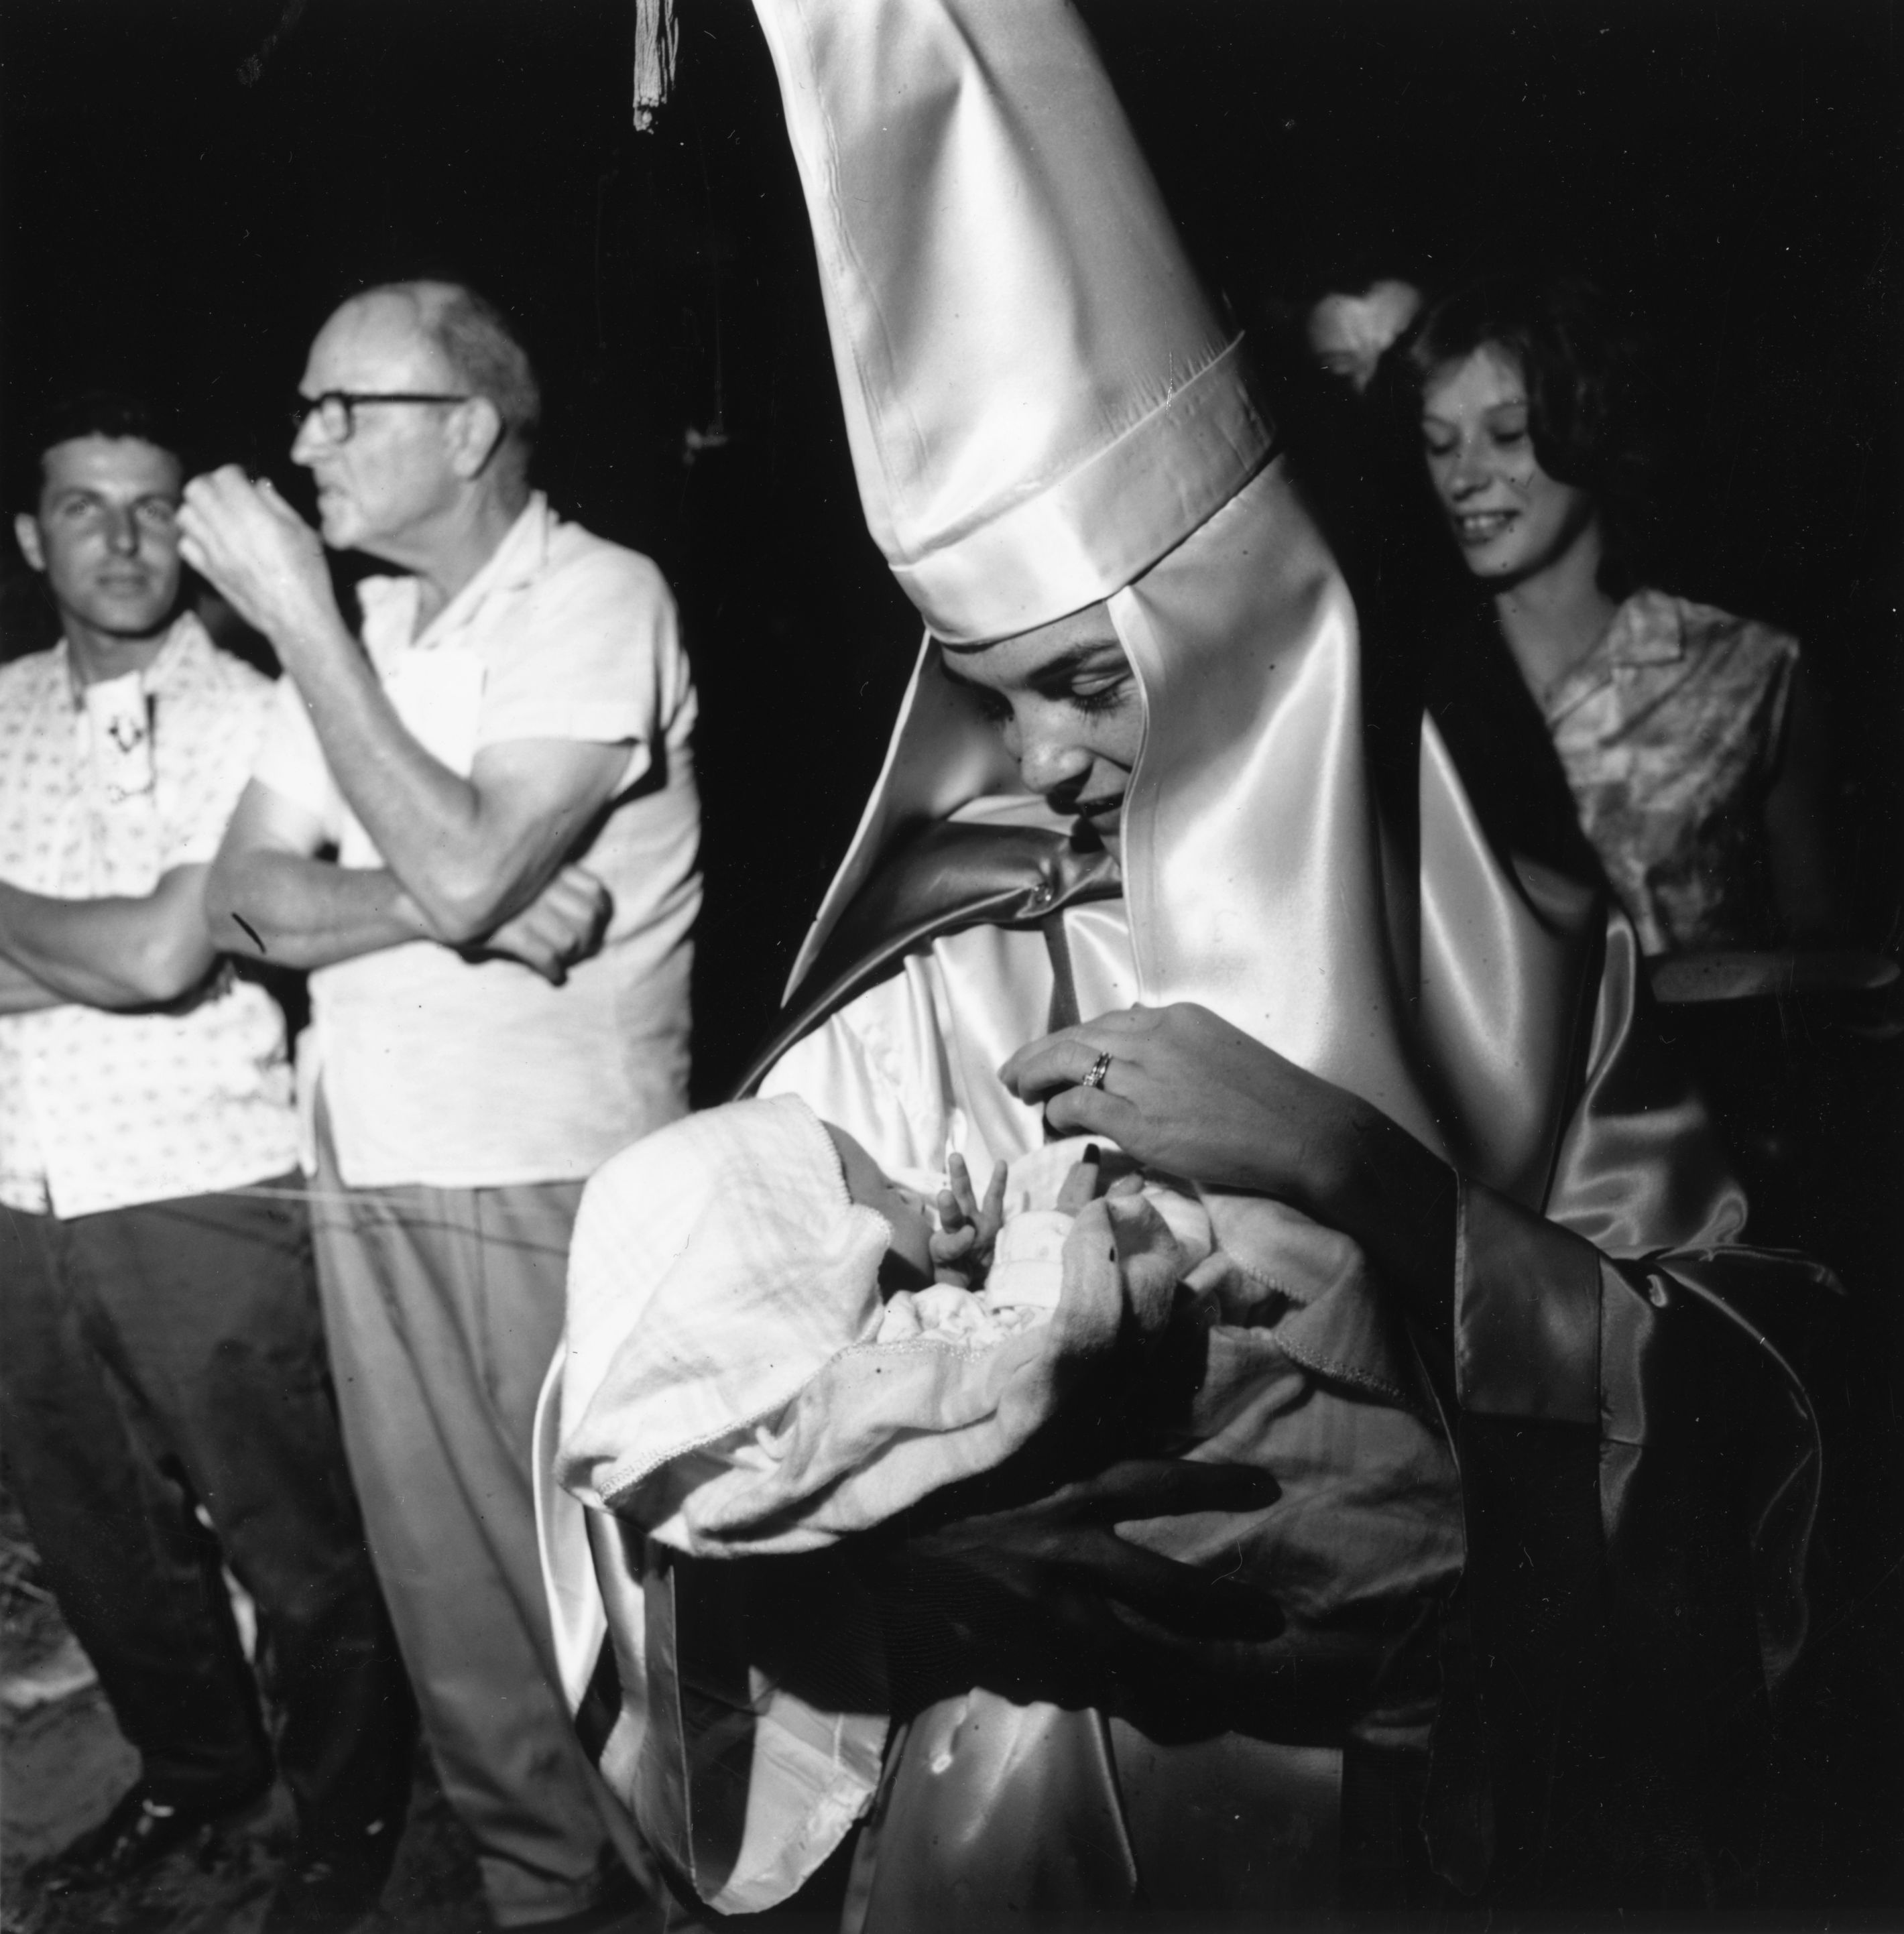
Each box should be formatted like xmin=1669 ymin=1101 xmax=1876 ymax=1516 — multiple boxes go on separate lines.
xmin=1453 ymin=510 xmax=1515 ymax=544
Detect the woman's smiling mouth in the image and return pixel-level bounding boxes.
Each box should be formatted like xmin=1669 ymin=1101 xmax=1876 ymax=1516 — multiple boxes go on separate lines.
xmin=1453 ymin=509 xmax=1516 ymax=544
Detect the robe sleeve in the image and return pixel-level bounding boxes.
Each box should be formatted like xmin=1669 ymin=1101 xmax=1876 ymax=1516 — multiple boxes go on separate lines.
xmin=1450 ymin=908 xmax=1832 ymax=1494
xmin=1425 ymin=908 xmax=1835 ymax=1898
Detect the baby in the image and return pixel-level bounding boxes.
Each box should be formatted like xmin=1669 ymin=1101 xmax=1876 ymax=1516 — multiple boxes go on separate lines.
xmin=556 ymin=1093 xmax=1236 ymax=1557
xmin=555 ymin=1094 xmax=1462 ymax=1903
xmin=825 ymin=1123 xmax=1211 ymax=1346
xmin=556 ymin=1088 xmax=1435 ymax=1567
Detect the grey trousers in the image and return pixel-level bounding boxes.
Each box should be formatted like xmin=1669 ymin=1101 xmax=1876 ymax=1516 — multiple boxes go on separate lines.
xmin=309 ymin=1108 xmax=653 ymax=1927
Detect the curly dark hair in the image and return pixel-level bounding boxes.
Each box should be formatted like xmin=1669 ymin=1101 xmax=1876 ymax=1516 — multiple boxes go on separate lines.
xmin=11 ymin=389 xmax=186 ymax=513
xmin=1396 ymin=267 xmax=1662 ymax=597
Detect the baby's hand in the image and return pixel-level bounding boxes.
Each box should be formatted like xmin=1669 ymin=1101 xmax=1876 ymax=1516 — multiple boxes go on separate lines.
xmin=1054 ymin=1146 xmax=1142 ymax=1214
xmin=1055 ymin=1145 xmax=1105 ymax=1213
xmin=929 ymin=1153 xmax=1008 ymax=1286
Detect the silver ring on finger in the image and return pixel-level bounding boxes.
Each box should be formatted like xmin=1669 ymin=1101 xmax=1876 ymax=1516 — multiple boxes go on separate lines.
xmin=1081 ymin=1050 xmax=1114 ymax=1091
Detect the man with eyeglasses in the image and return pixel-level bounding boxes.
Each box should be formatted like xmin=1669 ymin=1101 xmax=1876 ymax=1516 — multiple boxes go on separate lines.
xmin=180 ymin=281 xmax=699 ymax=1933
xmin=0 ymin=392 xmax=413 ymax=1928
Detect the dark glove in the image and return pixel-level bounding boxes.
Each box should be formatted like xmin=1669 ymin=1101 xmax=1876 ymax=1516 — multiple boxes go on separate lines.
xmin=859 ymin=1455 xmax=1287 ymax=1719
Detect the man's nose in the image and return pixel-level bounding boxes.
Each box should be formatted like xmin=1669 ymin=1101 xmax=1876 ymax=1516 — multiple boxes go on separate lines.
xmin=290 ymin=412 xmax=329 ymax=467
xmin=103 ymin=505 xmax=141 ymax=554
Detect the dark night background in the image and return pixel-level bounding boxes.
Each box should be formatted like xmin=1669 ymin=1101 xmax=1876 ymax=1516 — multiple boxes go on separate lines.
xmin=3 ymin=0 xmax=1898 ymax=1093
xmin=3 ymin=0 xmax=1903 ymax=1910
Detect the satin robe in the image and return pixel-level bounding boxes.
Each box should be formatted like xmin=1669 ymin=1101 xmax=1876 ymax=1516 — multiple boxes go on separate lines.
xmin=735 ymin=841 xmax=1832 ymax=1920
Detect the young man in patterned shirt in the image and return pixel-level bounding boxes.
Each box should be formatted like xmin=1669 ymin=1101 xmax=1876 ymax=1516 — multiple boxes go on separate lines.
xmin=0 ymin=394 xmax=412 ymax=1931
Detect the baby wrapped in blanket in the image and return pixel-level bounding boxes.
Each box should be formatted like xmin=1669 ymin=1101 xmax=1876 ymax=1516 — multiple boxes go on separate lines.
xmin=556 ymin=1093 xmax=1201 ymax=1549
xmin=556 ymin=1093 xmax=1463 ymax=1683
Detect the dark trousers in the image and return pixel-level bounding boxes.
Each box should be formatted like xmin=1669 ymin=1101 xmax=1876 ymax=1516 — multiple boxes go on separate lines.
xmin=0 ymin=1178 xmax=414 ymax=1846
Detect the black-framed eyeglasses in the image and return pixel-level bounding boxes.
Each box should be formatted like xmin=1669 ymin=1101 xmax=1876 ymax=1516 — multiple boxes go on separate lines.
xmin=289 ymin=391 xmax=471 ymax=444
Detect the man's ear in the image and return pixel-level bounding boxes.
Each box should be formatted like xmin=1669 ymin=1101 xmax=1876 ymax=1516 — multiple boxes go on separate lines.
xmin=449 ymin=398 xmax=507 ymax=479
xmin=14 ymin=513 xmax=45 ymax=572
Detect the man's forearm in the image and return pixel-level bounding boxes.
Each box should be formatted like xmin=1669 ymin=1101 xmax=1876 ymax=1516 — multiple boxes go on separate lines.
xmin=180 ymin=467 xmax=605 ymax=940
xmin=0 ymin=873 xmax=217 ymax=1010
xmin=0 ymin=954 xmax=66 ymax=1015
xmin=276 ymin=629 xmax=536 ymax=940
xmin=209 ymin=846 xmax=430 ymax=971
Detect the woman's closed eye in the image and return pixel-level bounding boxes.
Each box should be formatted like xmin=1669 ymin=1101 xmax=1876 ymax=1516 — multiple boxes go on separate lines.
xmin=1065 ymin=676 xmax=1133 ymax=717
xmin=969 ymin=676 xmax=1132 ymax=728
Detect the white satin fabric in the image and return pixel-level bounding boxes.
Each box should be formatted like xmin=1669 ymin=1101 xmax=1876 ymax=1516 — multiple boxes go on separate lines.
xmin=752 ymin=0 xmax=1271 ymax=645
xmin=764 ymin=892 xmax=1138 ymax=1188
xmin=788 ymin=458 xmax=1599 ymax=1207
xmin=756 ymin=0 xmax=1608 ymax=1204
xmin=1116 ymin=467 xmax=1446 ymax=1154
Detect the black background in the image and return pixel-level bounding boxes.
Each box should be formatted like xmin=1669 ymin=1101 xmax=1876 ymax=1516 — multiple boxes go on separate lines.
xmin=3 ymin=0 xmax=1898 ymax=1092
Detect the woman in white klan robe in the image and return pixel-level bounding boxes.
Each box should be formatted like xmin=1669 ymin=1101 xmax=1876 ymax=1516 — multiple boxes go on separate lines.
xmin=538 ymin=1 xmax=1835 ymax=1920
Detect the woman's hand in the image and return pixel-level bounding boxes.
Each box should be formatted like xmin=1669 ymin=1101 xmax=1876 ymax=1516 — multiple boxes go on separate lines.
xmin=999 ymin=1004 xmax=1365 ymax=1206
xmin=1000 ymin=1003 xmax=1456 ymax=1331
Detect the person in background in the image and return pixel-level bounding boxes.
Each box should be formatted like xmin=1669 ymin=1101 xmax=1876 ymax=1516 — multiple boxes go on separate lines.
xmin=1396 ymin=285 xmax=1900 ymax=1811
xmin=1404 ymin=267 xmax=1840 ymax=955
xmin=1401 ymin=284 xmax=1898 ymax=1875
xmin=180 ymin=280 xmax=699 ymax=1933
xmin=1260 ymin=261 xmax=1443 ymax=797
xmin=1307 ymin=274 xmax=1423 ymax=396
xmin=0 ymin=392 xmax=412 ymax=1931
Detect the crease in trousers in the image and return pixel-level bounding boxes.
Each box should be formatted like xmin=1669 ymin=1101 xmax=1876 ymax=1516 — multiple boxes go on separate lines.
xmin=308 ymin=1097 xmax=660 ymax=1928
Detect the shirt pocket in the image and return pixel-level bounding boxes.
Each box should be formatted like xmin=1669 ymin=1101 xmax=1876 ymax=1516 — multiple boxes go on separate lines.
xmin=383 ymin=651 xmax=487 ymax=778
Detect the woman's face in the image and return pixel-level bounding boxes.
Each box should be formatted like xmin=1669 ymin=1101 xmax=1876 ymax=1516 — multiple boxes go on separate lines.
xmin=939 ymin=601 xmax=1142 ymax=844
xmin=1421 ymin=345 xmax=1598 ymax=585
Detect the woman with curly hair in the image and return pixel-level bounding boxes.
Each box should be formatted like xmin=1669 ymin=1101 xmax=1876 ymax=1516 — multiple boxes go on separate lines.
xmin=1404 ymin=267 xmax=1838 ymax=955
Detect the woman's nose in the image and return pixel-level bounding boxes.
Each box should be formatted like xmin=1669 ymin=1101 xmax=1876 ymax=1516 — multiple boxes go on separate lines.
xmin=1014 ymin=716 xmax=1093 ymax=797
xmin=1443 ymin=443 xmax=1490 ymax=498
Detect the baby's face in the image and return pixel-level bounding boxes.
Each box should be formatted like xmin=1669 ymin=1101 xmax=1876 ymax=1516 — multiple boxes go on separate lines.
xmin=825 ymin=1124 xmax=935 ymax=1288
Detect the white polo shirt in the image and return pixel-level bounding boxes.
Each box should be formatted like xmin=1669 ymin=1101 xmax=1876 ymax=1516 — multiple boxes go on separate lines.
xmin=0 ymin=617 xmax=299 ymax=1217
xmin=255 ymin=493 xmax=701 ymax=1190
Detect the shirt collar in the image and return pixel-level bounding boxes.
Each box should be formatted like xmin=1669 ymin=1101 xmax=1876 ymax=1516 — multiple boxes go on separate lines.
xmin=58 ymin=610 xmax=212 ymax=710
xmin=1541 ymin=589 xmax=1682 ymax=725
xmin=1595 ymin=589 xmax=1685 ymax=669
xmin=357 ymin=493 xmax=554 ymax=655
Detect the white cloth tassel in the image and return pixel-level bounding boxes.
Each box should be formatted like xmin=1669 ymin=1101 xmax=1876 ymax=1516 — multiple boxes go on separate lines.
xmin=632 ymin=0 xmax=677 ymax=129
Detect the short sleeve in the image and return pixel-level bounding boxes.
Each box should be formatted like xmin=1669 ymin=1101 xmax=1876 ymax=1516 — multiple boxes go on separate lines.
xmin=251 ymin=675 xmax=347 ymax=845
xmin=475 ymin=547 xmax=688 ymax=778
